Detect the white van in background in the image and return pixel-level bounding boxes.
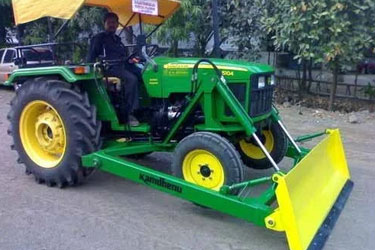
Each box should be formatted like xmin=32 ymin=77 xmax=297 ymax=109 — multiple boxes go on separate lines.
xmin=0 ymin=47 xmax=54 ymax=85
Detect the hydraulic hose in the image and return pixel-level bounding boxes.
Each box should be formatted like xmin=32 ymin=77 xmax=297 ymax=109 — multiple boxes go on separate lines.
xmin=190 ymin=59 xmax=225 ymax=96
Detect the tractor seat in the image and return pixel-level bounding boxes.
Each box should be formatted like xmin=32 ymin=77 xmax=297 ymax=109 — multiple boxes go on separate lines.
xmin=104 ymin=77 xmax=121 ymax=85
xmin=104 ymin=77 xmax=122 ymax=92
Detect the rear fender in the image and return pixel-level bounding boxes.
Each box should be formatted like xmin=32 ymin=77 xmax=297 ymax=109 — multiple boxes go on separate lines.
xmin=5 ymin=66 xmax=95 ymax=85
xmin=7 ymin=66 xmax=122 ymax=129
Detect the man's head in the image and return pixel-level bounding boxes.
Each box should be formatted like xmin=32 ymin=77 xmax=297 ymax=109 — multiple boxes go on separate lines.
xmin=104 ymin=12 xmax=119 ymax=34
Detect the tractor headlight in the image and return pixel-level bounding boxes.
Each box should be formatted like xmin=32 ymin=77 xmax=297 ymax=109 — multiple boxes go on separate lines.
xmin=258 ymin=76 xmax=266 ymax=88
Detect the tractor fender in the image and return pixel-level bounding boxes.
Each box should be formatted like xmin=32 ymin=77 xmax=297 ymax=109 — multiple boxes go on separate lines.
xmin=5 ymin=66 xmax=92 ymax=86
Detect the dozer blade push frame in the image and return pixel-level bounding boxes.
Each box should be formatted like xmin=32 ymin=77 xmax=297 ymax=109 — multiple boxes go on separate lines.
xmin=82 ymin=129 xmax=353 ymax=250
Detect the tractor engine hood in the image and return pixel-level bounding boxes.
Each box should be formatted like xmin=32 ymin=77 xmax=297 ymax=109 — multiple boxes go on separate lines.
xmin=154 ymin=57 xmax=275 ymax=79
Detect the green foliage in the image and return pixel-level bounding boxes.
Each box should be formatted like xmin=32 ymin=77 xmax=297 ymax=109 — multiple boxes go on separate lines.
xmin=151 ymin=0 xmax=231 ymax=57
xmin=22 ymin=7 xmax=106 ymax=62
xmin=223 ymin=0 xmax=268 ymax=61
xmin=0 ymin=0 xmax=12 ymax=46
xmin=151 ymin=0 xmax=209 ymax=57
xmin=23 ymin=7 xmax=105 ymax=44
xmin=262 ymin=0 xmax=375 ymax=110
xmin=0 ymin=0 xmax=11 ymax=6
xmin=262 ymin=0 xmax=375 ymax=69
xmin=361 ymin=83 xmax=375 ymax=100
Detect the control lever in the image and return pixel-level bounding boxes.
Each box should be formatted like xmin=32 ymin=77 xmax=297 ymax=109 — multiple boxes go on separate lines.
xmin=142 ymin=46 xmax=158 ymax=72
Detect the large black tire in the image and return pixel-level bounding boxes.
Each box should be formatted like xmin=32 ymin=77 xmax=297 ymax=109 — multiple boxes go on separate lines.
xmin=171 ymin=132 xmax=244 ymax=192
xmin=237 ymin=122 xmax=288 ymax=170
xmin=7 ymin=78 xmax=101 ymax=187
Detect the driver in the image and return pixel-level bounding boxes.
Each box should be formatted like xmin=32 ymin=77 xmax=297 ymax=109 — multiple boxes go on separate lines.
xmin=88 ymin=12 xmax=139 ymax=126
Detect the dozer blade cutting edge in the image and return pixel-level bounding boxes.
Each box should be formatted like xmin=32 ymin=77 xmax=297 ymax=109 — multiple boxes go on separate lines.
xmin=265 ymin=129 xmax=353 ymax=250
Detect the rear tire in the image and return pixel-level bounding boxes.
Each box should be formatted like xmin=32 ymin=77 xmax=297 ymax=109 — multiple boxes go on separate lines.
xmin=237 ymin=122 xmax=287 ymax=169
xmin=7 ymin=78 xmax=101 ymax=187
xmin=13 ymin=82 xmax=22 ymax=91
xmin=172 ymin=132 xmax=244 ymax=192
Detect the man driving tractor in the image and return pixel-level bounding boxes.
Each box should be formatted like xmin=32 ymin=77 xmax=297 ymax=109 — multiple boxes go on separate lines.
xmin=88 ymin=12 xmax=140 ymax=126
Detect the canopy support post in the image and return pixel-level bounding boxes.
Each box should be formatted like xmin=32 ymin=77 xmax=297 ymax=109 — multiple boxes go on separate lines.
xmin=138 ymin=14 xmax=143 ymax=35
xmin=54 ymin=19 xmax=70 ymax=40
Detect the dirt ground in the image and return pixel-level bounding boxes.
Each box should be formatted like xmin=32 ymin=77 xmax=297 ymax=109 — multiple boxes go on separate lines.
xmin=0 ymin=87 xmax=374 ymax=250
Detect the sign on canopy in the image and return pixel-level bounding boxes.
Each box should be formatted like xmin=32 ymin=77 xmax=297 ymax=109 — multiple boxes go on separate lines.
xmin=132 ymin=0 xmax=159 ymax=16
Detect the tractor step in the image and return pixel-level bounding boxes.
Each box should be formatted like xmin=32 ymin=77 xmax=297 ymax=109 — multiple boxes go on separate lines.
xmin=114 ymin=123 xmax=151 ymax=133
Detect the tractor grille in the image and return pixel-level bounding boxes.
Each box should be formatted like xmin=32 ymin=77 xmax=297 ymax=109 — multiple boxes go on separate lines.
xmin=229 ymin=83 xmax=246 ymax=106
xmin=249 ymin=85 xmax=274 ymax=117
xmin=224 ymin=78 xmax=274 ymax=117
xmin=225 ymin=83 xmax=246 ymax=116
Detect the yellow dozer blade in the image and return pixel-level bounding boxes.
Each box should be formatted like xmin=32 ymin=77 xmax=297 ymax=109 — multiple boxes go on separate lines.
xmin=265 ymin=129 xmax=353 ymax=250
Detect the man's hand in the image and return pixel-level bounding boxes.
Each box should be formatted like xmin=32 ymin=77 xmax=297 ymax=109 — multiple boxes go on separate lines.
xmin=128 ymin=57 xmax=141 ymax=64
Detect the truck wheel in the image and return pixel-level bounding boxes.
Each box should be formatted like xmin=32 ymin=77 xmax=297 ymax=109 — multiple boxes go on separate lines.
xmin=237 ymin=122 xmax=287 ymax=169
xmin=172 ymin=132 xmax=244 ymax=191
xmin=7 ymin=78 xmax=101 ymax=187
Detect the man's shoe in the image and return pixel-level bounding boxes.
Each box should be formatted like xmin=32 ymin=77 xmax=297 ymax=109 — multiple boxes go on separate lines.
xmin=129 ymin=115 xmax=140 ymax=127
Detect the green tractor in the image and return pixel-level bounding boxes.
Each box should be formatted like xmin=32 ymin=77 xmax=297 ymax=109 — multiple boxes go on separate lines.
xmin=6 ymin=1 xmax=353 ymax=249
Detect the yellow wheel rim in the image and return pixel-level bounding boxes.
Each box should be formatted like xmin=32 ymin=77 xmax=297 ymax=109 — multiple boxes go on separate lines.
xmin=182 ymin=149 xmax=225 ymax=191
xmin=19 ymin=100 xmax=66 ymax=169
xmin=239 ymin=130 xmax=274 ymax=160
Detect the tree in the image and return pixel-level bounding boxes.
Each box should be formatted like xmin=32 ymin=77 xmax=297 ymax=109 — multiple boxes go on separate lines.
xmin=23 ymin=7 xmax=105 ymax=43
xmin=223 ymin=0 xmax=269 ymax=61
xmin=152 ymin=0 xmax=230 ymax=57
xmin=262 ymin=0 xmax=375 ymax=110
xmin=151 ymin=0 xmax=205 ymax=57
xmin=361 ymin=82 xmax=375 ymax=113
xmin=21 ymin=7 xmax=106 ymax=62
xmin=0 ymin=0 xmax=13 ymax=46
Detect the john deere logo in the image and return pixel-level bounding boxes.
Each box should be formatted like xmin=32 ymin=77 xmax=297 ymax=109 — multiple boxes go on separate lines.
xmin=139 ymin=174 xmax=182 ymax=193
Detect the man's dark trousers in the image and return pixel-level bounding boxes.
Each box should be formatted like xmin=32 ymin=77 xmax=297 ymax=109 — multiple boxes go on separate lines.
xmin=107 ymin=64 xmax=139 ymax=123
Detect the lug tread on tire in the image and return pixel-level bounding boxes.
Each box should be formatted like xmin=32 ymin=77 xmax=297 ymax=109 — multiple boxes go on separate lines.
xmin=172 ymin=132 xmax=244 ymax=189
xmin=238 ymin=122 xmax=288 ymax=170
xmin=7 ymin=78 xmax=101 ymax=187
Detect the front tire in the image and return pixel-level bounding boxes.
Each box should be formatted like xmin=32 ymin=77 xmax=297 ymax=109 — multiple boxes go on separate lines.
xmin=7 ymin=78 xmax=101 ymax=187
xmin=172 ymin=132 xmax=244 ymax=191
xmin=237 ymin=122 xmax=288 ymax=169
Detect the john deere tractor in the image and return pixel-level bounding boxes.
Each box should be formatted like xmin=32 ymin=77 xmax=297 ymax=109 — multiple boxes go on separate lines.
xmin=6 ymin=1 xmax=353 ymax=250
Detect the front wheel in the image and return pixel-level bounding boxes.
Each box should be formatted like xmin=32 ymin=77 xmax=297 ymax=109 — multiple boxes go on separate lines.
xmin=237 ymin=122 xmax=288 ymax=169
xmin=7 ymin=78 xmax=101 ymax=187
xmin=172 ymin=132 xmax=244 ymax=192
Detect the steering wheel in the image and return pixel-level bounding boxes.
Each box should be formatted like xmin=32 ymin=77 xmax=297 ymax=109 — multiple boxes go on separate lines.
xmin=100 ymin=44 xmax=159 ymax=74
xmin=126 ymin=50 xmax=145 ymax=64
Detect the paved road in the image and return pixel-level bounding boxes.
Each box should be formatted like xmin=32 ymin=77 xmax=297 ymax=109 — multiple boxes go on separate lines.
xmin=0 ymin=87 xmax=374 ymax=250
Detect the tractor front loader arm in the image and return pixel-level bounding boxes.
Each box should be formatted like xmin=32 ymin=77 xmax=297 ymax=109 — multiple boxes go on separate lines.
xmin=159 ymin=60 xmax=354 ymax=249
